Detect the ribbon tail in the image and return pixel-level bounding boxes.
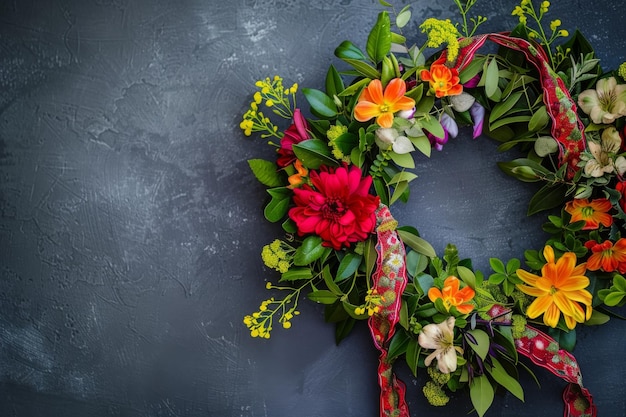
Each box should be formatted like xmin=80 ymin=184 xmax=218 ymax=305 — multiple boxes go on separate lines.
xmin=368 ymin=204 xmax=409 ymax=417
xmin=515 ymin=324 xmax=597 ymax=417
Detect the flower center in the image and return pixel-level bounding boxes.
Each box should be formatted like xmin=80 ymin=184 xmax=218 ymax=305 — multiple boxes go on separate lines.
xmin=550 ymin=285 xmax=558 ymax=295
xmin=323 ymin=197 xmax=346 ymax=220
xmin=379 ymin=104 xmax=390 ymax=113
xmin=581 ymin=206 xmax=596 ymax=218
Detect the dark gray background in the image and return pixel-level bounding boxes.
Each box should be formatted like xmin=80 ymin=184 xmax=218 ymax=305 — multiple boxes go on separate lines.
xmin=1 ymin=0 xmax=625 ymax=416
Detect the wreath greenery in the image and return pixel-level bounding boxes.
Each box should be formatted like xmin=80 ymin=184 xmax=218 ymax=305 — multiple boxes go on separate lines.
xmin=240 ymin=0 xmax=626 ymax=415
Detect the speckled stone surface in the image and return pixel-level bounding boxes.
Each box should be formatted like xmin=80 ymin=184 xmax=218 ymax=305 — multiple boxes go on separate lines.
xmin=1 ymin=0 xmax=625 ymax=416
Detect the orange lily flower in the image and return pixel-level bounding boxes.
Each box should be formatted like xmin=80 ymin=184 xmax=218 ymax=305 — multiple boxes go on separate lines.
xmin=428 ymin=276 xmax=475 ymax=314
xmin=420 ymin=58 xmax=463 ymax=98
xmin=353 ymin=78 xmax=415 ymax=128
xmin=287 ymin=159 xmax=308 ymax=188
xmin=564 ymin=198 xmax=613 ymax=230
xmin=585 ymin=238 xmax=626 ymax=273
xmin=516 ymin=245 xmax=592 ymax=330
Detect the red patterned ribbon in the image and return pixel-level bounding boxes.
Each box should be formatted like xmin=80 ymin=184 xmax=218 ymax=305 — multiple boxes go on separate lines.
xmin=368 ymin=205 xmax=410 ymax=417
xmin=450 ymin=33 xmax=586 ymax=179
xmin=515 ymin=325 xmax=597 ymax=417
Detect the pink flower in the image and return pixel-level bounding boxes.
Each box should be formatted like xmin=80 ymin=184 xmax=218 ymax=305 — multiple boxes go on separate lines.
xmin=277 ymin=109 xmax=309 ymax=168
xmin=288 ymin=165 xmax=380 ymax=250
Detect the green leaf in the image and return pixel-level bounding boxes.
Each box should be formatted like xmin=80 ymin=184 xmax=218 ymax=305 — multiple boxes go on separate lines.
xmin=264 ymin=187 xmax=292 ymax=222
xmin=459 ymin=56 xmax=486 ymax=84
xmin=334 ymin=40 xmax=367 ymax=60
xmin=322 ymin=264 xmax=343 ymax=295
xmin=613 ymin=274 xmax=626 ymax=292
xmin=405 ymin=339 xmax=420 ymax=376
xmin=470 ymin=375 xmax=495 ymax=417
xmin=366 ymin=11 xmax=392 ymax=64
xmin=527 ymin=184 xmax=568 ymax=216
xmin=387 ymin=330 xmax=411 ymax=360
xmin=489 ymin=258 xmax=506 ymax=274
xmin=485 ymin=58 xmax=500 ymax=100
xmin=604 ymin=291 xmax=626 ymax=307
xmin=457 ymin=265 xmax=476 ymax=290
xmin=528 ymin=105 xmax=549 ymax=131
xmin=336 ymin=253 xmax=363 ymax=281
xmin=388 ymin=171 xmax=418 ymax=185
xmin=293 ymin=235 xmax=326 ymax=266
xmin=489 ymin=115 xmax=532 ymax=131
xmin=334 ymin=317 xmax=356 ymax=344
xmin=342 ymin=58 xmax=381 ymax=79
xmin=389 ymin=180 xmax=409 ymax=205
xmin=389 ymin=150 xmax=415 ymax=169
xmin=418 ymin=114 xmax=444 ymax=138
xmin=487 ymin=358 xmax=524 ymax=401
xmin=307 ymin=290 xmax=339 ymax=304
xmin=489 ymin=91 xmax=523 ymax=124
xmin=248 ymin=159 xmax=283 ymax=187
xmin=397 ymin=229 xmax=436 ymax=258
xmin=325 ymin=65 xmax=345 ymax=98
xmin=280 ymin=267 xmax=313 ymax=281
xmin=467 ymin=329 xmax=490 ymax=360
xmin=302 ymin=88 xmax=338 ymax=118
xmin=410 ymin=135 xmax=431 ymax=157
xmin=292 ymin=139 xmax=339 ymax=169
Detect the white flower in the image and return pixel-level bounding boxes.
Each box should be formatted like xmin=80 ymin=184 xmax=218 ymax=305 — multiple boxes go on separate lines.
xmin=584 ymin=126 xmax=626 ymax=177
xmin=417 ymin=316 xmax=462 ymax=374
xmin=578 ymin=77 xmax=626 ymax=124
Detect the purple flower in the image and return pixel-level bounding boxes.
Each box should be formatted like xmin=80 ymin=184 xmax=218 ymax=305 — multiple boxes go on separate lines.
xmin=426 ymin=113 xmax=458 ymax=151
xmin=470 ymin=102 xmax=485 ymax=139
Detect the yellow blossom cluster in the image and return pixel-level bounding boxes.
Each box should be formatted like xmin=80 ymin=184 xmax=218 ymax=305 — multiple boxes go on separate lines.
xmin=254 ymin=75 xmax=298 ymax=119
xmin=419 ymin=18 xmax=460 ymax=62
xmin=427 ymin=365 xmax=451 ymax=385
xmin=619 ymin=62 xmax=626 ymax=82
xmin=326 ymin=124 xmax=351 ymax=161
xmin=354 ymin=288 xmax=384 ymax=316
xmin=261 ymin=239 xmax=293 ymax=273
xmin=510 ymin=0 xmax=569 ymax=67
xmin=239 ymin=76 xmax=298 ymax=138
xmin=243 ymin=282 xmax=303 ymax=338
xmin=511 ymin=314 xmax=528 ymax=339
xmin=422 ymin=381 xmax=450 ymax=406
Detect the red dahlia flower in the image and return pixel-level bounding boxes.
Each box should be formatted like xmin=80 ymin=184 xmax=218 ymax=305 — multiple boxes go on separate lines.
xmin=277 ymin=108 xmax=309 ymax=168
xmin=288 ymin=165 xmax=380 ymax=250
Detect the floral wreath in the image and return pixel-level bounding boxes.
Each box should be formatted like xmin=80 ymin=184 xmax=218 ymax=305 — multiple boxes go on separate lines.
xmin=240 ymin=1 xmax=626 ymax=416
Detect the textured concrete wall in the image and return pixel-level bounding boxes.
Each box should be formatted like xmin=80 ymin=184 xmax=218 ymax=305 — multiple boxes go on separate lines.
xmin=1 ymin=0 xmax=625 ymax=416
